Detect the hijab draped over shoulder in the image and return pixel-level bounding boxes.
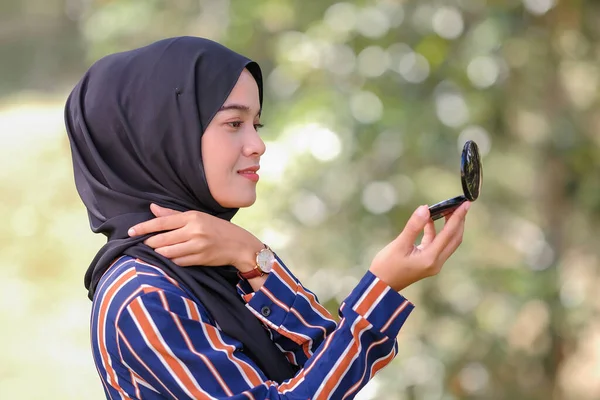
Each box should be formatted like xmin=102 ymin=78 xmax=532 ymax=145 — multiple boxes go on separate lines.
xmin=64 ymin=36 xmax=297 ymax=382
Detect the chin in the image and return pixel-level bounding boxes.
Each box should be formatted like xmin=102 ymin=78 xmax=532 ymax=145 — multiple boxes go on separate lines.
xmin=218 ymin=192 xmax=257 ymax=208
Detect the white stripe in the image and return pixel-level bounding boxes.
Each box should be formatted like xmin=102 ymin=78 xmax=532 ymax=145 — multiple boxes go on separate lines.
xmin=136 ymin=376 xmax=159 ymax=393
xmin=183 ymin=296 xmax=192 ymax=319
xmin=122 ymin=360 xmax=159 ymax=393
xmin=296 ymin=291 xmax=337 ymax=325
xmin=94 ymin=257 xmax=134 ymax=297
xmin=261 ymin=287 xmax=290 ymax=311
xmin=369 ymin=345 xmax=396 ymax=380
xmin=116 ymin=328 xmax=180 ymax=398
xmin=381 ymin=300 xmax=409 ymax=332
xmin=243 ymin=304 xmax=314 ymax=348
xmin=352 ymin=279 xmax=379 ymax=313
xmin=271 ymin=267 xmax=296 ymax=294
xmin=274 ymin=341 xmax=298 ymax=366
xmin=133 ymin=260 xmax=181 ymax=285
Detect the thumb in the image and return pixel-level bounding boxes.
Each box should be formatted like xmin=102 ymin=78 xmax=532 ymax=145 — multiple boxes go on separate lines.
xmin=150 ymin=203 xmax=181 ymax=217
xmin=397 ymin=205 xmax=430 ymax=249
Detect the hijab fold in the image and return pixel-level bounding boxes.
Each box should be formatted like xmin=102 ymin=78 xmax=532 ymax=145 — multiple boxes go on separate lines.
xmin=64 ymin=36 xmax=297 ymax=383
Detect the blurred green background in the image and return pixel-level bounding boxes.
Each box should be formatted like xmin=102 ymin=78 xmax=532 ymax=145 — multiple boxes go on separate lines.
xmin=1 ymin=0 xmax=600 ymax=399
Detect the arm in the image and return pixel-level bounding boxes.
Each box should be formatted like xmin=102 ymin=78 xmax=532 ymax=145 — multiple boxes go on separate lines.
xmin=236 ymin=255 xmax=338 ymax=367
xmin=127 ymin=202 xmax=471 ymax=398
xmin=116 ymin=272 xmax=413 ymax=399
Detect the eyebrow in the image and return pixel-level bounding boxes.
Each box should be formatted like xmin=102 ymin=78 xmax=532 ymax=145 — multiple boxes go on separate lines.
xmin=218 ymin=103 xmax=261 ymax=116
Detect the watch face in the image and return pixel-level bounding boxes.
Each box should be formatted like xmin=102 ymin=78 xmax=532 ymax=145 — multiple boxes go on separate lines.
xmin=257 ymin=248 xmax=275 ymax=273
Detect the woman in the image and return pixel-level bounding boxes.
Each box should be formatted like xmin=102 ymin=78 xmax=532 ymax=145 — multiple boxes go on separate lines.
xmin=65 ymin=36 xmax=469 ymax=399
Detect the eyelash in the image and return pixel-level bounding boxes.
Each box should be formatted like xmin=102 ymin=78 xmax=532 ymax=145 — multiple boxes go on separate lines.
xmin=227 ymin=121 xmax=264 ymax=131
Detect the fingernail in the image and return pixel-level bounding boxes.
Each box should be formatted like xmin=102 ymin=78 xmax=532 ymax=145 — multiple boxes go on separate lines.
xmin=416 ymin=205 xmax=429 ymax=217
xmin=465 ymin=202 xmax=471 ymax=211
xmin=128 ymin=228 xmax=136 ymax=236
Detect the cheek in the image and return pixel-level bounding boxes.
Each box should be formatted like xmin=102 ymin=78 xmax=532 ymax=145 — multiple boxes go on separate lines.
xmin=201 ymin=132 xmax=239 ymax=188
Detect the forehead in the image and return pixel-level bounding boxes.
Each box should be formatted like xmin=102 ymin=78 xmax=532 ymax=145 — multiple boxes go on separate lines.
xmin=222 ymin=69 xmax=260 ymax=108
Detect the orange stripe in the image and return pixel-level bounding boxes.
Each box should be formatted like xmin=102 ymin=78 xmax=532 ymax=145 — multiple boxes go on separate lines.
xmin=354 ymin=280 xmax=387 ymax=316
xmin=315 ymin=317 xmax=371 ymax=400
xmin=301 ymin=342 xmax=312 ymax=359
xmin=370 ymin=347 xmax=396 ymax=378
xmin=284 ymin=351 xmax=296 ymax=365
xmin=128 ymin=368 xmax=147 ymax=397
xmin=97 ymin=268 xmax=137 ymax=399
xmin=182 ymin=298 xmax=264 ymax=388
xmin=141 ymin=285 xmax=162 ymax=294
xmin=117 ymin=328 xmax=179 ymax=399
xmin=278 ymin=325 xmax=309 ymax=347
xmin=128 ymin=299 xmax=211 ymax=399
xmin=272 ymin=261 xmax=297 ymax=291
xmin=128 ymin=369 xmax=141 ymax=398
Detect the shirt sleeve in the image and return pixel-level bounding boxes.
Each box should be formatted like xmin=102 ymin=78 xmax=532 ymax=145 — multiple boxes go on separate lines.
xmin=116 ymin=271 xmax=414 ymax=399
xmin=236 ymin=255 xmax=338 ymax=367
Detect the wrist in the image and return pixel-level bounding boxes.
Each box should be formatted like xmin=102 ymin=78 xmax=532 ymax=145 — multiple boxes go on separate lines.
xmin=233 ymin=229 xmax=264 ymax=273
xmin=368 ymin=264 xmax=413 ymax=292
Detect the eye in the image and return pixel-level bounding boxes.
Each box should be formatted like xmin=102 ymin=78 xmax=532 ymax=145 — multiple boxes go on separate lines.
xmin=254 ymin=123 xmax=264 ymax=131
xmin=227 ymin=121 xmax=243 ymax=129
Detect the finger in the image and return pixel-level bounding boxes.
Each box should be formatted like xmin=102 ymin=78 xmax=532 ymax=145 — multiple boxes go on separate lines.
xmin=444 ymin=212 xmax=452 ymax=223
xmin=150 ymin=203 xmax=181 ymax=217
xmin=397 ymin=205 xmax=430 ymax=252
xmin=154 ymin=241 xmax=199 ymax=260
xmin=420 ymin=219 xmax=437 ymax=247
xmin=425 ymin=201 xmax=470 ymax=257
xmin=171 ymin=255 xmax=202 ymax=267
xmin=438 ymin=216 xmax=466 ymax=263
xmin=128 ymin=214 xmax=188 ymax=236
xmin=143 ymin=229 xmax=188 ymax=248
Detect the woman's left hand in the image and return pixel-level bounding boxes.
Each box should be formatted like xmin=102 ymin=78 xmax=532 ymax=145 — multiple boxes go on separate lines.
xmin=128 ymin=204 xmax=264 ymax=270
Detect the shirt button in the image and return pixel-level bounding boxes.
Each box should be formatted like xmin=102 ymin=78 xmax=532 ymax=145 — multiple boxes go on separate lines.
xmin=261 ymin=306 xmax=271 ymax=317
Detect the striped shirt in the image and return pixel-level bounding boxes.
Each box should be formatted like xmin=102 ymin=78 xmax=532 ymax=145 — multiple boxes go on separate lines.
xmin=91 ymin=255 xmax=414 ymax=399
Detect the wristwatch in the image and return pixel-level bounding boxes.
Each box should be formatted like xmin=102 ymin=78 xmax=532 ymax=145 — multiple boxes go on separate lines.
xmin=237 ymin=244 xmax=275 ymax=280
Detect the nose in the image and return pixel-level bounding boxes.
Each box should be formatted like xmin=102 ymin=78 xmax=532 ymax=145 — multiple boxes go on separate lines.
xmin=242 ymin=125 xmax=266 ymax=158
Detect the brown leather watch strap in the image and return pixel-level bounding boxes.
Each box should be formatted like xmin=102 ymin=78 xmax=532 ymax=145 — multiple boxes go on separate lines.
xmin=237 ymin=267 xmax=264 ymax=280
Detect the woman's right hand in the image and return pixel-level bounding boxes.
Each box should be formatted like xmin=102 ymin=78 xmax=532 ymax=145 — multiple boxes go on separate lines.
xmin=369 ymin=202 xmax=470 ymax=292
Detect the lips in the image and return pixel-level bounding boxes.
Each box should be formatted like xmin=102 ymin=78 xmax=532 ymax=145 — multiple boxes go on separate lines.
xmin=237 ymin=166 xmax=260 ymax=182
xmin=237 ymin=166 xmax=260 ymax=173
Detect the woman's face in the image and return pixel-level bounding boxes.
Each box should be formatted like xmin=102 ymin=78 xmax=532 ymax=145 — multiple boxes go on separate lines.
xmin=202 ymin=68 xmax=266 ymax=208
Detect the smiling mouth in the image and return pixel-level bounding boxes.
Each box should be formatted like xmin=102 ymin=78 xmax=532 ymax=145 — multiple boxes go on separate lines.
xmin=237 ymin=167 xmax=260 ymax=182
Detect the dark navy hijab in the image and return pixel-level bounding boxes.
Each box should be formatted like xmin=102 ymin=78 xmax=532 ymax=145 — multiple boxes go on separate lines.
xmin=64 ymin=36 xmax=297 ymax=382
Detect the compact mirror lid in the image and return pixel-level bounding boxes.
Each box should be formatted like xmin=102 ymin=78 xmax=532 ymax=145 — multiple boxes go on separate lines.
xmin=460 ymin=140 xmax=482 ymax=201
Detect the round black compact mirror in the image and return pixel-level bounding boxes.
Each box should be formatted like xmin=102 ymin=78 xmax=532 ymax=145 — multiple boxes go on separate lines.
xmin=428 ymin=140 xmax=483 ymax=220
